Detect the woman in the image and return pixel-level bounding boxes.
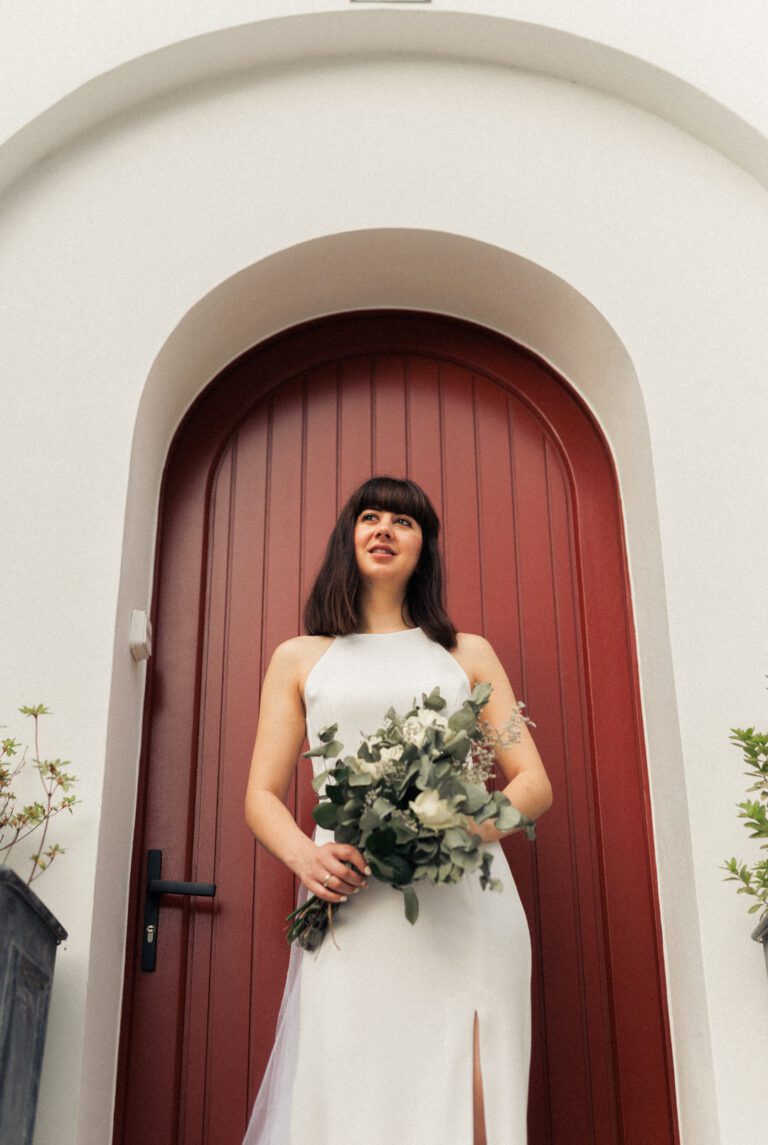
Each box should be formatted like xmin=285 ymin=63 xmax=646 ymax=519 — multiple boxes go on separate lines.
xmin=243 ymin=475 xmax=553 ymax=1145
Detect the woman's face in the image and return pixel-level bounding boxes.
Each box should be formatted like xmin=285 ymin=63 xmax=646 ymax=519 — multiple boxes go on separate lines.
xmin=353 ymin=506 xmax=423 ymax=587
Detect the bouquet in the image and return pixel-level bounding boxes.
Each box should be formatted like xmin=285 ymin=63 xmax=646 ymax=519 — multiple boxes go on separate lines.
xmin=286 ymin=682 xmax=536 ymax=951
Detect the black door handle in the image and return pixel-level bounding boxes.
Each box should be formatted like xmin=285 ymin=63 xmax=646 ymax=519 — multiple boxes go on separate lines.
xmin=141 ymin=849 xmax=216 ymax=971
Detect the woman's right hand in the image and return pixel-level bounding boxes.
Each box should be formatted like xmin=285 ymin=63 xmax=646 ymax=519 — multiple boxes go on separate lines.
xmin=296 ymin=842 xmax=370 ymax=902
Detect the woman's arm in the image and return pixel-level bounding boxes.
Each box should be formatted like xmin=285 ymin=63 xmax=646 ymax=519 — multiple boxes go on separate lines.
xmin=244 ymin=639 xmax=369 ymax=901
xmin=244 ymin=640 xmax=317 ymax=872
xmin=457 ymin=633 xmax=554 ymax=843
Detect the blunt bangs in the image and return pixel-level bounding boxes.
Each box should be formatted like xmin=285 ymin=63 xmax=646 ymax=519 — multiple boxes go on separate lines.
xmin=350 ymin=477 xmax=438 ymax=535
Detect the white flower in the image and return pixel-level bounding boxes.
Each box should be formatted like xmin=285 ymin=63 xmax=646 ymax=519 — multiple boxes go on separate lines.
xmin=408 ymin=789 xmax=464 ymax=830
xmin=378 ymin=744 xmax=404 ymax=765
xmin=401 ymin=709 xmax=449 ymax=748
xmin=352 ymin=741 xmax=403 ymax=782
xmin=353 ymin=756 xmax=386 ymax=781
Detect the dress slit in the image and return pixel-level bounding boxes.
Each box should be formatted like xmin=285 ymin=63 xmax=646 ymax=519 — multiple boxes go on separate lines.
xmin=473 ymin=1009 xmax=488 ymax=1145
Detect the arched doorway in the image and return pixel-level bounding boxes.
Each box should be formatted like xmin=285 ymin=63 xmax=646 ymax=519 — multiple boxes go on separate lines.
xmin=114 ymin=311 xmax=678 ymax=1144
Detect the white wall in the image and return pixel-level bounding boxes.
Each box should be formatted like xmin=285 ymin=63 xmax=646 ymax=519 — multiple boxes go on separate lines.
xmin=1 ymin=6 xmax=767 ymax=1144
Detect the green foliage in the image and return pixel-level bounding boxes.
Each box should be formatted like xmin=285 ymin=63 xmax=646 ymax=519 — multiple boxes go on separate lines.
xmin=722 ymin=713 xmax=768 ymax=923
xmin=286 ymin=683 xmax=536 ymax=950
xmin=0 ymin=705 xmax=80 ymax=885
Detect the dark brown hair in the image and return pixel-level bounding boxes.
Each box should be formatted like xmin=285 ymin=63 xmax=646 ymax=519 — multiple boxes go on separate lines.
xmin=303 ymin=476 xmax=457 ymax=650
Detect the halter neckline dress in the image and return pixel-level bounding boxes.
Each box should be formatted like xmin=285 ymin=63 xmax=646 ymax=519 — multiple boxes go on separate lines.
xmin=243 ymin=627 xmax=532 ymax=1144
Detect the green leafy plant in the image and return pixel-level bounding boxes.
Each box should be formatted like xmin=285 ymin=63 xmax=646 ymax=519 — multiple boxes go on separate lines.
xmin=0 ymin=705 xmax=79 ymax=885
xmin=722 ymin=718 xmax=768 ymax=922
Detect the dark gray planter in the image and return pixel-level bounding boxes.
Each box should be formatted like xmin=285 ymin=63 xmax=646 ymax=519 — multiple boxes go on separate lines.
xmin=752 ymin=914 xmax=768 ymax=978
xmin=0 ymin=868 xmax=67 ymax=1145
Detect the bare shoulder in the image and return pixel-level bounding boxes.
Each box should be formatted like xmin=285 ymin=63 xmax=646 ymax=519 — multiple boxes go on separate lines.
xmin=268 ymin=634 xmax=335 ymax=695
xmin=454 ymin=631 xmax=498 ymax=665
xmin=454 ymin=631 xmax=493 ymax=656
xmin=453 ymin=632 xmax=508 ymax=682
xmin=451 ymin=631 xmax=496 ymax=687
xmin=270 ymin=634 xmax=334 ymax=671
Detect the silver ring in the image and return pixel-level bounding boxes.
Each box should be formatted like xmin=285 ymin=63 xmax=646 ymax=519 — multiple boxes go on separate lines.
xmin=322 ymin=873 xmax=332 ymax=888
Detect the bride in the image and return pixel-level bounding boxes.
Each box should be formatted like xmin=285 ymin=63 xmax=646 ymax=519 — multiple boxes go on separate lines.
xmin=243 ymin=475 xmax=553 ymax=1144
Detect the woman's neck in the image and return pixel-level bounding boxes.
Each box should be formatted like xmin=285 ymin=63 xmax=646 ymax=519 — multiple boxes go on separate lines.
xmin=357 ymin=592 xmax=412 ymax=634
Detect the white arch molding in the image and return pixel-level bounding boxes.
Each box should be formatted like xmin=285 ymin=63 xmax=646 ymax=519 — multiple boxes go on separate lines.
xmin=90 ymin=229 xmax=715 ymax=1144
xmin=1 ymin=8 xmax=767 ymax=195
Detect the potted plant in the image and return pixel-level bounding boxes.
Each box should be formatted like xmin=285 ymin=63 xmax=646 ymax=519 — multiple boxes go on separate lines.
xmin=0 ymin=704 xmax=79 ymax=1144
xmin=721 ymin=716 xmax=768 ymax=976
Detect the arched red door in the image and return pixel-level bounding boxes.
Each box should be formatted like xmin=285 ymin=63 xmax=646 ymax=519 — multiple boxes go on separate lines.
xmin=114 ymin=312 xmax=678 ymax=1144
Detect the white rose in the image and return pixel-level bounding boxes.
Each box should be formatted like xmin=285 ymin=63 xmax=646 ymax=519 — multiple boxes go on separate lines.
xmin=401 ymin=709 xmax=448 ymax=748
xmin=378 ymin=744 xmax=404 ymax=765
xmin=408 ymin=789 xmax=464 ymax=830
xmin=355 ymin=757 xmax=385 ymax=781
xmin=354 ymin=743 xmax=404 ymax=781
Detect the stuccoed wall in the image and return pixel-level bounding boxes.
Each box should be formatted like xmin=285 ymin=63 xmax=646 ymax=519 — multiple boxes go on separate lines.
xmin=1 ymin=5 xmax=767 ymax=1144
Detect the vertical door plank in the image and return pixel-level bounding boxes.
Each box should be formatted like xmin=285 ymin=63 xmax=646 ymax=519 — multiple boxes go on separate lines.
xmin=512 ymin=401 xmax=594 ymax=1143
xmin=372 ymin=354 xmax=408 ymax=475
xmin=404 ymin=356 xmax=443 ymax=517
xmin=338 ymin=356 xmax=372 ymax=500
xmin=439 ymin=362 xmax=483 ymax=634
xmin=179 ymin=446 xmax=235 ymax=1140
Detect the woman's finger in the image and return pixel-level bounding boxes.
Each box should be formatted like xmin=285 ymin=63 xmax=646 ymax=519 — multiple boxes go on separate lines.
xmin=322 ymin=862 xmax=366 ymax=894
xmin=311 ymin=873 xmax=348 ymax=903
xmin=321 ymin=845 xmax=369 ymax=888
xmin=336 ymin=843 xmax=371 ymax=878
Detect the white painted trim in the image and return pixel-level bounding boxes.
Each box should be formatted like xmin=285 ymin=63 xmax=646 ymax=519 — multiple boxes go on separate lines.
xmin=2 ymin=10 xmax=767 ymax=198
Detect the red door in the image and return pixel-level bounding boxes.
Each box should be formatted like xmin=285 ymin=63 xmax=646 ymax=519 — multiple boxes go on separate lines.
xmin=114 ymin=312 xmax=678 ymax=1144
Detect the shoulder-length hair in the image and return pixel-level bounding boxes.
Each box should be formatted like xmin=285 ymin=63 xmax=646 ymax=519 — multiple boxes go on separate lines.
xmin=303 ymin=475 xmax=458 ymax=650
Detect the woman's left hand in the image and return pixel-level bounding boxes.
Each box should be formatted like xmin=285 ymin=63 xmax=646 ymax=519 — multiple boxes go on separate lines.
xmin=464 ymin=815 xmax=501 ymax=843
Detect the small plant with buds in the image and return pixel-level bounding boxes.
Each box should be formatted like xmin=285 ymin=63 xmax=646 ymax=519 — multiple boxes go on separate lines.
xmin=722 ymin=712 xmax=768 ymax=923
xmin=1 ymin=705 xmax=79 ymax=885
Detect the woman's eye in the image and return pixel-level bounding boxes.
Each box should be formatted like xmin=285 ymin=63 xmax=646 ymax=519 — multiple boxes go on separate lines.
xmin=360 ymin=511 xmax=412 ymax=526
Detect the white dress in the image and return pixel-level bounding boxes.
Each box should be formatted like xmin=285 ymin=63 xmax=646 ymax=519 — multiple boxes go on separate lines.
xmin=243 ymin=627 xmax=532 ymax=1145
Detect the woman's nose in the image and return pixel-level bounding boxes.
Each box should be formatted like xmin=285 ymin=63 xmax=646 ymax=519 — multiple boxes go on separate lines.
xmin=375 ymin=520 xmax=393 ymax=537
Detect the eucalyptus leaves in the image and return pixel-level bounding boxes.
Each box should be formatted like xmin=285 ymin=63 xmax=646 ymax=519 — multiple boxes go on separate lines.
xmin=285 ymin=682 xmax=535 ymax=951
